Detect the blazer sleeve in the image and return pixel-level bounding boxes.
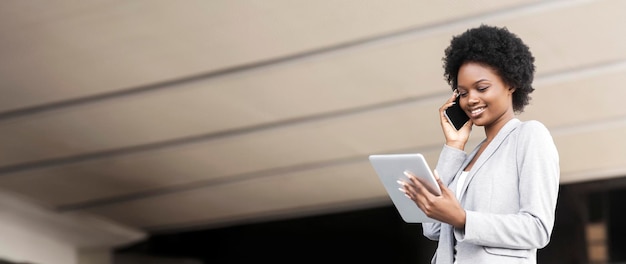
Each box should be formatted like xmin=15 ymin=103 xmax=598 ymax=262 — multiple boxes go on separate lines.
xmin=422 ymin=144 xmax=467 ymax=241
xmin=454 ymin=121 xmax=560 ymax=249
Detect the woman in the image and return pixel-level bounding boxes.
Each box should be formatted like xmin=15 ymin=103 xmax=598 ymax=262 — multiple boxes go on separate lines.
xmin=401 ymin=25 xmax=560 ymax=264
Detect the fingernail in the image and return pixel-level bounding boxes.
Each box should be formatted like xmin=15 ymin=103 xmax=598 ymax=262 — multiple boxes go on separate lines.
xmin=404 ymin=194 xmax=411 ymax=199
xmin=396 ymin=180 xmax=405 ymax=185
xmin=403 ymin=170 xmax=412 ymax=177
xmin=398 ymin=187 xmax=405 ymax=193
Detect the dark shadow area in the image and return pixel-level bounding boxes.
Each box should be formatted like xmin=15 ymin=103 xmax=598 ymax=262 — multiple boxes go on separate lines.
xmin=537 ymin=184 xmax=588 ymax=264
xmin=116 ymin=206 xmax=436 ymax=264
xmin=608 ymin=190 xmax=626 ymax=261
xmin=116 ymin=179 xmax=626 ymax=264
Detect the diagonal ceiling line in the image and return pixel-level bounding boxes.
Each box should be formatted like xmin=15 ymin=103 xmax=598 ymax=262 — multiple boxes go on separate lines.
xmin=0 ymin=56 xmax=624 ymax=176
xmin=54 ymin=154 xmax=374 ymax=212
xmin=56 ymin=113 xmax=626 ymax=212
xmin=0 ymin=93 xmax=444 ymax=176
xmin=535 ymin=58 xmax=626 ymax=86
xmin=54 ymin=143 xmax=446 ymax=212
xmin=0 ymin=0 xmax=582 ymax=122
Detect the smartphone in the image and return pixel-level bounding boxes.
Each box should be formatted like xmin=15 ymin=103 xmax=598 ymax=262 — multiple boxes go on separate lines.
xmin=444 ymin=94 xmax=470 ymax=130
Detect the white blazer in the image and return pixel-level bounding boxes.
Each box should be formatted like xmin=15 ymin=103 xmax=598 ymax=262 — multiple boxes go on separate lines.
xmin=422 ymin=118 xmax=560 ymax=264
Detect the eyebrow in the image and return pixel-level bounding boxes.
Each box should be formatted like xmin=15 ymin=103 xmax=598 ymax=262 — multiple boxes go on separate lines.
xmin=458 ymin=78 xmax=490 ymax=89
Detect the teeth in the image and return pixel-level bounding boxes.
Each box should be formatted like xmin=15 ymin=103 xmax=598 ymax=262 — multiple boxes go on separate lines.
xmin=471 ymin=108 xmax=484 ymax=114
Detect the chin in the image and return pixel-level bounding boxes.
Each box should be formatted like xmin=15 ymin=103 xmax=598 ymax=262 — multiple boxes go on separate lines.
xmin=471 ymin=118 xmax=487 ymax=127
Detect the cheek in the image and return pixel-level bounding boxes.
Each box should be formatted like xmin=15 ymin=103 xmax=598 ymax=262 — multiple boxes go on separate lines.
xmin=502 ymin=94 xmax=515 ymax=107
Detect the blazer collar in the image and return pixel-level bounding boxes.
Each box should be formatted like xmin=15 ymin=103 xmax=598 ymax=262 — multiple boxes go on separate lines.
xmin=457 ymin=118 xmax=521 ymax=199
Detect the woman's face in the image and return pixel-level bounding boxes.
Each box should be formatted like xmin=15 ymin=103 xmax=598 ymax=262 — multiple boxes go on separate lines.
xmin=456 ymin=62 xmax=515 ymax=129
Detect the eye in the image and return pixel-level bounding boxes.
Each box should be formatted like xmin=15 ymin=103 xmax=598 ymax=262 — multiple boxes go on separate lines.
xmin=477 ymin=86 xmax=489 ymax=92
xmin=458 ymin=91 xmax=468 ymax=97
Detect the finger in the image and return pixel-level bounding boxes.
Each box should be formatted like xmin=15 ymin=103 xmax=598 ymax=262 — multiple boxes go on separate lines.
xmin=396 ymin=181 xmax=413 ymax=200
xmin=440 ymin=99 xmax=458 ymax=114
xmin=406 ymin=171 xmax=440 ymax=202
xmin=399 ymin=177 xmax=420 ymax=201
xmin=401 ymin=189 xmax=412 ymax=200
xmin=440 ymin=89 xmax=459 ymax=112
xmin=404 ymin=171 xmax=417 ymax=185
xmin=405 ymin=171 xmax=427 ymax=190
xmin=449 ymin=89 xmax=459 ymax=102
xmin=404 ymin=171 xmax=425 ymax=193
xmin=433 ymin=170 xmax=446 ymax=187
xmin=432 ymin=169 xmax=448 ymax=196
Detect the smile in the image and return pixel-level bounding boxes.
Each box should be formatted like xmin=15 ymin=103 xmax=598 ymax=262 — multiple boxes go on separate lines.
xmin=470 ymin=107 xmax=485 ymax=117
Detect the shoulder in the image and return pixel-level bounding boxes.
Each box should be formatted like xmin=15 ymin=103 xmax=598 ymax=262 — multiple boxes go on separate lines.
xmin=517 ymin=119 xmax=552 ymax=138
xmin=515 ymin=120 xmax=558 ymax=152
xmin=519 ymin=119 xmax=548 ymax=130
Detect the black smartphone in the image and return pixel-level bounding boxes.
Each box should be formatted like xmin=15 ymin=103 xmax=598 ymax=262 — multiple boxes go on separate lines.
xmin=444 ymin=94 xmax=470 ymax=130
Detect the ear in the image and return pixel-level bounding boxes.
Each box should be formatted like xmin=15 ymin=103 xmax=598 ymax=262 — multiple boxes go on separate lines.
xmin=509 ymin=86 xmax=516 ymax=94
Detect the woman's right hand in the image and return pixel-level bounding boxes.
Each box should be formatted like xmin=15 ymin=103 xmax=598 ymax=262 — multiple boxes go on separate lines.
xmin=439 ymin=89 xmax=472 ymax=150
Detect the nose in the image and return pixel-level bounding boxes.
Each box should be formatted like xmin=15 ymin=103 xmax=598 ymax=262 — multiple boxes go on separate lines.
xmin=467 ymin=91 xmax=480 ymax=105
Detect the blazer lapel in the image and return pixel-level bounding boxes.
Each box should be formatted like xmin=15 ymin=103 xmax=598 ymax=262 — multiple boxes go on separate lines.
xmin=458 ymin=118 xmax=521 ymax=200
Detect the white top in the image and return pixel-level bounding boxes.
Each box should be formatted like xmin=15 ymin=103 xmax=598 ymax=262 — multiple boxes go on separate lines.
xmin=454 ymin=171 xmax=469 ymax=264
xmin=456 ymin=171 xmax=469 ymax=199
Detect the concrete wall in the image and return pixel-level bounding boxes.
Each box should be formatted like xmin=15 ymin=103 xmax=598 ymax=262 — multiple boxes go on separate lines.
xmin=0 ymin=191 xmax=146 ymax=264
xmin=0 ymin=218 xmax=75 ymax=264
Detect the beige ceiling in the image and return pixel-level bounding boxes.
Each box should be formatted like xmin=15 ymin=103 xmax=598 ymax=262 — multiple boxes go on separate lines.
xmin=0 ymin=0 xmax=625 ymax=234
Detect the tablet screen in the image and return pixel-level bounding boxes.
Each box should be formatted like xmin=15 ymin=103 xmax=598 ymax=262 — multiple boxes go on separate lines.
xmin=369 ymin=153 xmax=441 ymax=223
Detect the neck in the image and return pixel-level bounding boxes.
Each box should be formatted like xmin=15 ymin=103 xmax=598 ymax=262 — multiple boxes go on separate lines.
xmin=484 ymin=112 xmax=515 ymax=141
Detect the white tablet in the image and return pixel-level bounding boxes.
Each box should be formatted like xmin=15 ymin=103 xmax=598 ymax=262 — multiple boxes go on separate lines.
xmin=369 ymin=153 xmax=441 ymax=223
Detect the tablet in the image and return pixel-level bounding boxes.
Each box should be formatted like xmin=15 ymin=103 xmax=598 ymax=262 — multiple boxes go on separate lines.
xmin=369 ymin=153 xmax=441 ymax=223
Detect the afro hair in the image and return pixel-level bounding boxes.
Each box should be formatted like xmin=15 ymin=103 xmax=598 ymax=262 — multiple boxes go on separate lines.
xmin=443 ymin=24 xmax=535 ymax=113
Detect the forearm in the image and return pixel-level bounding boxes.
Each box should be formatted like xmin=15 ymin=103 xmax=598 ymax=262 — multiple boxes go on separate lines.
xmin=434 ymin=144 xmax=467 ymax=185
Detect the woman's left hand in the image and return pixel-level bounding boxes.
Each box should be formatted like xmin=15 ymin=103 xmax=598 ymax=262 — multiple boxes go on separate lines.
xmin=440 ymin=90 xmax=473 ymax=150
xmin=401 ymin=170 xmax=466 ymax=229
